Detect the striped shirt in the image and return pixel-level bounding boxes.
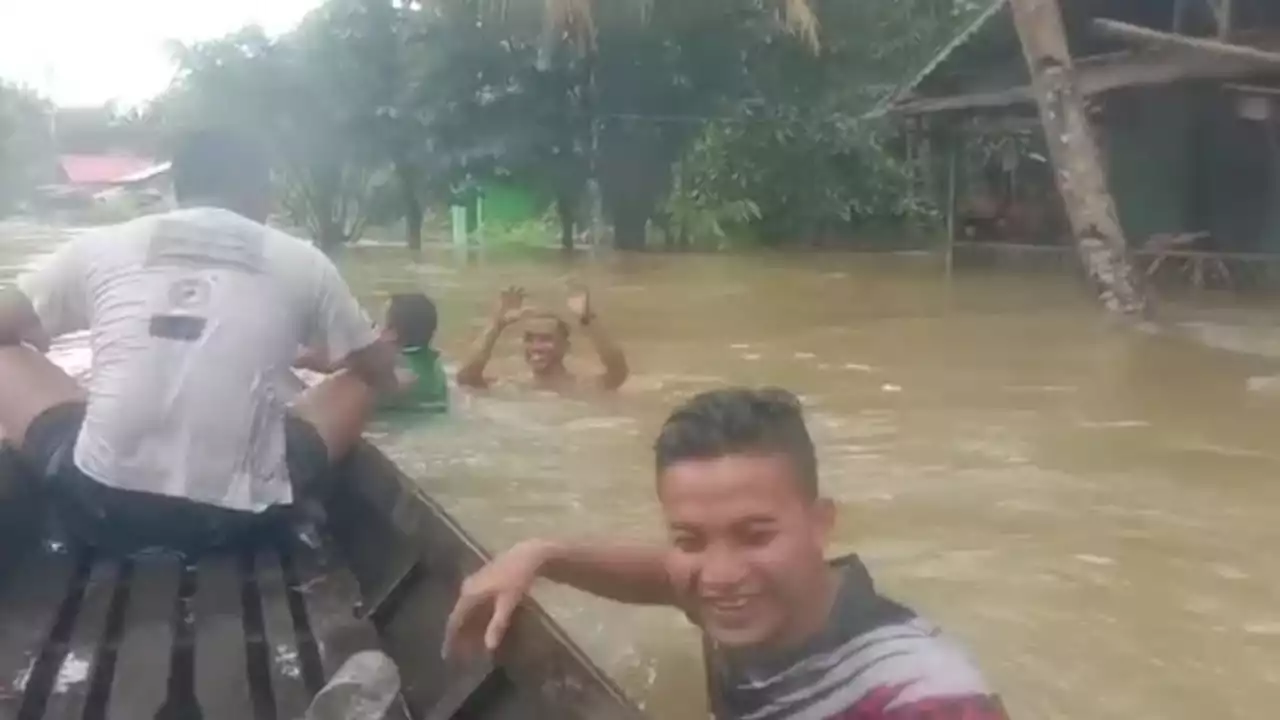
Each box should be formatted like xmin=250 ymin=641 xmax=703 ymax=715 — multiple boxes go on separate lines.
xmin=705 ymin=556 xmax=1008 ymax=720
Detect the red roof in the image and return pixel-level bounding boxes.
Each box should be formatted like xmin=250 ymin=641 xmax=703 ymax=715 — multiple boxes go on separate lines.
xmin=58 ymin=155 xmax=158 ymax=186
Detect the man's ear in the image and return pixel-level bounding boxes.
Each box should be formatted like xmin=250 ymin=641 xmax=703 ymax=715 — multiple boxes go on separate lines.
xmin=811 ymin=496 xmax=837 ymax=546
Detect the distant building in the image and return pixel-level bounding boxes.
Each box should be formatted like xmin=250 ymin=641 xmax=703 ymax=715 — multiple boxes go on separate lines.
xmin=56 ymin=155 xmax=160 ymax=191
xmin=36 ymin=155 xmax=173 ymax=213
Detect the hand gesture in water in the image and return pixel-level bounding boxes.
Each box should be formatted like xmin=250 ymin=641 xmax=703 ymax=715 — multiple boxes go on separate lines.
xmin=566 ymin=283 xmax=592 ymax=324
xmin=443 ymin=540 xmax=548 ymax=660
xmin=494 ymin=286 xmax=527 ymax=327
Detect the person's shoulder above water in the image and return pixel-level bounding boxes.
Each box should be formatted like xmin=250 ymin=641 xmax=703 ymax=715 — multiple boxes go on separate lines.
xmin=709 ymin=556 xmax=1007 ymax=720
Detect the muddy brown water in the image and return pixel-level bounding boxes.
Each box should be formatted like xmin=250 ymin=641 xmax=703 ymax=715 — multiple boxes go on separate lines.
xmin=5 ymin=222 xmax=1280 ymax=719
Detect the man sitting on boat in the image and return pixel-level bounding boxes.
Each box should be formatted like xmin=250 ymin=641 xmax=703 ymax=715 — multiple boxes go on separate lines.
xmin=0 ymin=128 xmax=401 ymax=555
xmin=444 ymin=388 xmax=1009 ymax=720
xmin=455 ymin=283 xmax=629 ymax=393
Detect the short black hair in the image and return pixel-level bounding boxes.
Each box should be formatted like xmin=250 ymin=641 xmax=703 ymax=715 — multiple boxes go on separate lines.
xmin=654 ymin=387 xmax=818 ymax=499
xmin=524 ymin=311 xmax=571 ymax=338
xmin=385 ymin=293 xmax=438 ymax=348
xmin=171 ymin=127 xmax=270 ymax=205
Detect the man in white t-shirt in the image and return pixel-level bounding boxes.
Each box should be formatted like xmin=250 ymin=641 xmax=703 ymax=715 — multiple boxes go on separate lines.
xmin=0 ymin=129 xmax=400 ymax=554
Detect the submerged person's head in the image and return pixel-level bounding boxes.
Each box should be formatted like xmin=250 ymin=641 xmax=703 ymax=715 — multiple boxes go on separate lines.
xmin=521 ymin=312 xmax=570 ymax=375
xmin=654 ymin=388 xmax=836 ymax=650
xmin=383 ymin=293 xmax=438 ymax=350
xmin=172 ymin=128 xmax=273 ymax=222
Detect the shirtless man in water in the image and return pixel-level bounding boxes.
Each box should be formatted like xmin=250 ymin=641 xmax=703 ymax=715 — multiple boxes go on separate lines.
xmin=456 ymin=284 xmax=628 ymax=392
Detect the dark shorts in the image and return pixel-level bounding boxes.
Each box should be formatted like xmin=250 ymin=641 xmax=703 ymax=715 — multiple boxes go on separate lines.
xmin=17 ymin=402 xmax=334 ymax=556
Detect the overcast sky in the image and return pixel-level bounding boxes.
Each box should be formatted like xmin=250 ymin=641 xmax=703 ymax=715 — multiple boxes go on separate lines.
xmin=0 ymin=0 xmax=321 ymax=107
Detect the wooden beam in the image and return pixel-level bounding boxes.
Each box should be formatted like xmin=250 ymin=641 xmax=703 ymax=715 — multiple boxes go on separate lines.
xmin=1010 ymin=0 xmax=1147 ymax=317
xmin=1093 ymin=18 xmax=1280 ymax=65
xmin=892 ymin=41 xmax=1280 ymax=115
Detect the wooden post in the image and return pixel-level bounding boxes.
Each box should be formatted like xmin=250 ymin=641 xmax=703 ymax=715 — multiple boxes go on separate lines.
xmin=945 ymin=138 xmax=959 ymax=279
xmin=1009 ymin=0 xmax=1147 ymax=317
xmin=1219 ymin=0 xmax=1234 ymax=40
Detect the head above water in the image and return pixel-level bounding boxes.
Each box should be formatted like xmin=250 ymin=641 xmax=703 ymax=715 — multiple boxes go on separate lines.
xmin=654 ymin=387 xmax=836 ymax=650
xmin=172 ymin=128 xmax=273 ymax=223
xmin=521 ymin=312 xmax=571 ymax=375
xmin=383 ymin=293 xmax=438 ymax=350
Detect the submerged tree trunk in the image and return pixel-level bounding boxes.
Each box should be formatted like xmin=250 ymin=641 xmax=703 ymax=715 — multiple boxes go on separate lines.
xmin=1009 ymin=0 xmax=1148 ymax=318
xmin=611 ymin=203 xmax=647 ymax=251
xmin=395 ymin=162 xmax=423 ymax=251
xmin=556 ymin=193 xmax=575 ymax=251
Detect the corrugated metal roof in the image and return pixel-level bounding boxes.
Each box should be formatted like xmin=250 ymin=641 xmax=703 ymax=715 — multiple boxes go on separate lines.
xmin=58 ymin=155 xmax=158 ymax=186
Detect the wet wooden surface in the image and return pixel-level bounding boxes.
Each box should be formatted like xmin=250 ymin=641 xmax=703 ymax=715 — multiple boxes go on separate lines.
xmin=105 ymin=553 xmax=181 ymax=720
xmin=38 ymin=562 xmax=117 ymax=720
xmin=255 ymin=549 xmax=311 ymax=720
xmin=0 ymin=551 xmax=75 ymax=718
xmin=193 ymin=555 xmax=253 ymax=720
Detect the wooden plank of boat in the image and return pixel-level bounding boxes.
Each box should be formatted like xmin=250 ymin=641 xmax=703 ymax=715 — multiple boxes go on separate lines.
xmin=193 ymin=554 xmax=255 ymax=719
xmin=253 ymin=547 xmax=312 ymax=719
xmin=0 ymin=549 xmax=76 ymax=718
xmin=37 ymin=560 xmax=118 ymax=720
xmin=329 ymin=444 xmax=647 ymax=720
xmin=284 ymin=536 xmax=412 ymax=720
xmin=0 ymin=436 xmax=648 ymax=720
xmin=105 ymin=552 xmax=183 ymax=720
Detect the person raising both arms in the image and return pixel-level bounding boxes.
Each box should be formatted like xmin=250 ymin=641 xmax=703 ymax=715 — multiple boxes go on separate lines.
xmin=455 ymin=284 xmax=629 ymax=393
xmin=443 ymin=388 xmax=1010 ymax=720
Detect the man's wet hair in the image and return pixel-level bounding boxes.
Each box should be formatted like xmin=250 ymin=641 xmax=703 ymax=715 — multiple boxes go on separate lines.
xmin=171 ymin=128 xmax=271 ymax=206
xmin=385 ymin=293 xmax=438 ymax=349
xmin=524 ymin=311 xmax=571 ymax=339
xmin=654 ymin=387 xmax=818 ymax=499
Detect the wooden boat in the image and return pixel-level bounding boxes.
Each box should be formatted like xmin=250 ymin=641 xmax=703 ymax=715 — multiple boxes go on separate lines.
xmin=0 ymin=442 xmax=647 ymax=720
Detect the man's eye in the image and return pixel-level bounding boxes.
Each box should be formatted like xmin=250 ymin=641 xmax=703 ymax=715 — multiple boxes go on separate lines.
xmin=738 ymin=528 xmax=776 ymax=547
xmin=672 ymin=535 xmax=703 ymax=552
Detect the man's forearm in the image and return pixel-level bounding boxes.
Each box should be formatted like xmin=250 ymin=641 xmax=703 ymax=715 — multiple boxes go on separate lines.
xmin=528 ymin=539 xmax=676 ymax=606
xmin=345 ymin=339 xmax=401 ymax=395
xmin=457 ymin=320 xmax=505 ymax=388
xmin=580 ymin=319 xmax=629 ymax=390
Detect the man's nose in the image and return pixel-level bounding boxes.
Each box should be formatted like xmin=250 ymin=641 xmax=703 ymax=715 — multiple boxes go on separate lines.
xmin=698 ymin=544 xmax=750 ymax=589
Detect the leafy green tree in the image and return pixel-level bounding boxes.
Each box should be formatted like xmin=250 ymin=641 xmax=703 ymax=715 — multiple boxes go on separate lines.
xmin=0 ymin=82 xmax=55 ymax=215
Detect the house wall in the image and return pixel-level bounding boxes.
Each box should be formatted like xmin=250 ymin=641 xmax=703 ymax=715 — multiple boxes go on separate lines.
xmin=1195 ymin=92 xmax=1280 ymax=253
xmin=1101 ymin=84 xmax=1280 ymax=254
xmin=1101 ymin=85 xmax=1197 ymax=245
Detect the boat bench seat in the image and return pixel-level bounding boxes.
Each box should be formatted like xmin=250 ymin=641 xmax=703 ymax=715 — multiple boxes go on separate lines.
xmin=0 ymin=536 xmax=410 ymax=720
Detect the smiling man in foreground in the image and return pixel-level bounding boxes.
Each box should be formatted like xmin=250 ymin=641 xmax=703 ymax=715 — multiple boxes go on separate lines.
xmin=445 ymin=387 xmax=1009 ymax=719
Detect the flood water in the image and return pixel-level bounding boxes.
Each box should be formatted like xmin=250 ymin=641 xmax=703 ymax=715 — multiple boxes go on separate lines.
xmin=6 ymin=221 xmax=1280 ymax=719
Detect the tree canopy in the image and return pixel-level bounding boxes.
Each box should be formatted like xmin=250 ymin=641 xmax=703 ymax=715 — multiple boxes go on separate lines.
xmin=4 ymin=0 xmax=980 ymax=248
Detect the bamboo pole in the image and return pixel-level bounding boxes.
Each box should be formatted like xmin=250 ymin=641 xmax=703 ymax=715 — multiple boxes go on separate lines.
xmin=945 ymin=140 xmax=958 ymax=279
xmin=1009 ymin=0 xmax=1147 ymax=317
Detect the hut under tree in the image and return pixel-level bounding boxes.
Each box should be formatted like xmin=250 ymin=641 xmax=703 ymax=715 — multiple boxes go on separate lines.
xmin=887 ymin=0 xmax=1280 ymax=298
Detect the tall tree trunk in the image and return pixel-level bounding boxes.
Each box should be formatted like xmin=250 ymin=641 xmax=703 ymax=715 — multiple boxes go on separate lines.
xmin=556 ymin=193 xmax=575 ymax=251
xmin=395 ymin=161 xmax=423 ymax=251
xmin=1009 ymin=0 xmax=1148 ymax=318
xmin=612 ymin=203 xmax=647 ymax=251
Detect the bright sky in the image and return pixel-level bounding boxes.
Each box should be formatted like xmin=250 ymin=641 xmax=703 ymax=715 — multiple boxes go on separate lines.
xmin=0 ymin=0 xmax=322 ymax=108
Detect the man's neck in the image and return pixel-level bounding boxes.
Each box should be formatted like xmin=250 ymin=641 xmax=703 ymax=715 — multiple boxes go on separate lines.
xmin=531 ymin=363 xmax=571 ymax=384
xmin=781 ymin=565 xmax=843 ymax=651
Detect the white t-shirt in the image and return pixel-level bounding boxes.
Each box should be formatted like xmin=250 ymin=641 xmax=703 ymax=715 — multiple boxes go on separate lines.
xmin=17 ymin=207 xmax=378 ymax=513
